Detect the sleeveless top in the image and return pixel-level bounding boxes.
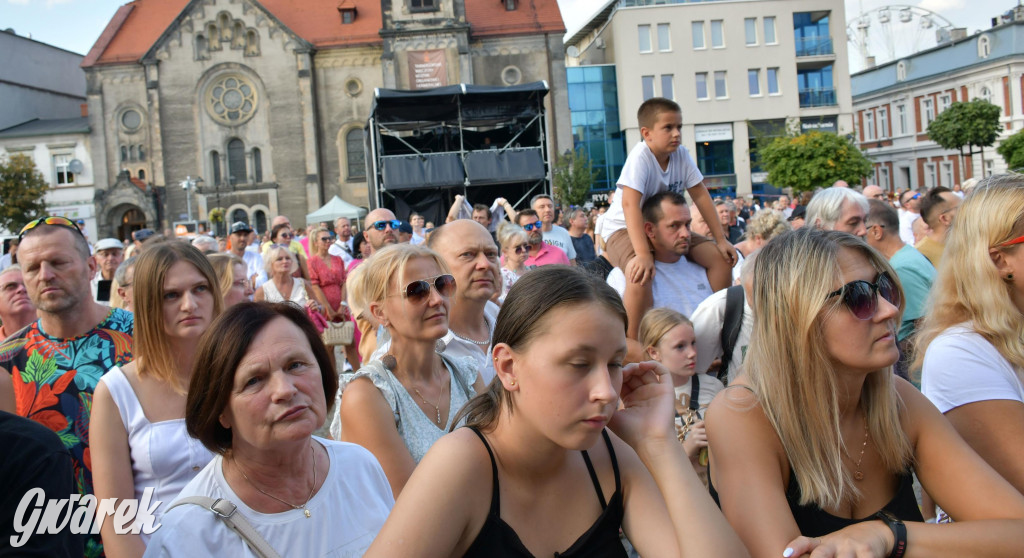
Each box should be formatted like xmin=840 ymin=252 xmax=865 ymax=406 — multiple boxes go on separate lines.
xmin=262 ymin=277 xmax=309 ymax=306
xmin=337 ymin=354 xmax=478 ymax=462
xmin=709 ymin=466 xmax=923 ymax=537
xmin=99 ymin=367 xmax=214 ymax=542
xmin=463 ymin=428 xmax=627 ymax=558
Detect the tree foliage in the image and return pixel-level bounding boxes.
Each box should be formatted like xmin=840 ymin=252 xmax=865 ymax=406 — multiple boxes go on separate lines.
xmin=997 ymin=128 xmax=1024 ymax=172
xmin=552 ymin=147 xmax=600 ymax=207
xmin=928 ymin=99 xmax=1001 ymax=176
xmin=0 ymin=154 xmax=49 ymax=234
xmin=760 ymin=131 xmax=873 ymax=192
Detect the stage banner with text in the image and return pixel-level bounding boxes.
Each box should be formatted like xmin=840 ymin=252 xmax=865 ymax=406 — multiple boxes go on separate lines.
xmin=408 ymin=49 xmax=448 ymax=90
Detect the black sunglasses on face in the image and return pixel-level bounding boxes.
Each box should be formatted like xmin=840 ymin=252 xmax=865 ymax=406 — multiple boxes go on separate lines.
xmin=373 ymin=220 xmax=402 ymax=231
xmin=396 ymin=274 xmax=456 ymax=303
xmin=512 ymin=244 xmax=531 ymax=255
xmin=826 ymin=272 xmax=900 ymax=320
xmin=522 ymin=222 xmax=543 ymax=232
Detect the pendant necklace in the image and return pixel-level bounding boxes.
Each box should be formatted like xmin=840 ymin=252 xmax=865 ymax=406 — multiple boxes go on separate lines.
xmin=412 ymin=377 xmax=448 ymax=426
xmin=842 ymin=417 xmax=870 ymax=481
xmin=236 ymin=442 xmax=317 ymax=517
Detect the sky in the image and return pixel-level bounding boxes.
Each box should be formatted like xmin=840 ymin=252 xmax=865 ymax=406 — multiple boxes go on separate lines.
xmin=0 ymin=0 xmax=1010 ymax=60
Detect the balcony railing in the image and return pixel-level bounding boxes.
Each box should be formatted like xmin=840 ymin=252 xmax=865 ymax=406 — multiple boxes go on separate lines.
xmin=798 ymin=88 xmax=837 ymax=107
xmin=795 ymin=36 xmax=833 ymax=57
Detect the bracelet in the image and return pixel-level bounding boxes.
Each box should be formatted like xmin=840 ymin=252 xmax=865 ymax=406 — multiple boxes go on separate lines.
xmin=874 ymin=510 xmax=907 ymax=558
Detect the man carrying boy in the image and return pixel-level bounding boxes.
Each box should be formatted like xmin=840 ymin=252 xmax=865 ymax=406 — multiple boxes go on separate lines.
xmin=600 ymin=97 xmax=735 ymax=339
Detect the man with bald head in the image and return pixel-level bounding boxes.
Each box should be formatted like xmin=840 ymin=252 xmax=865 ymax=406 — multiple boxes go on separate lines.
xmin=863 ymin=184 xmax=886 ymax=201
xmin=363 ymin=208 xmax=399 ymax=256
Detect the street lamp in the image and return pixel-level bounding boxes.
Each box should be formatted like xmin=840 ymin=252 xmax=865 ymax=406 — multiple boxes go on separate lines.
xmin=180 ymin=176 xmax=204 ymax=224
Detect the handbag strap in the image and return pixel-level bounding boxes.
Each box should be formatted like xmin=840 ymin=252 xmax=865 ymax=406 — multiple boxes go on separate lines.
xmin=717 ymin=285 xmax=746 ymax=384
xmin=168 ymin=496 xmax=282 ymax=558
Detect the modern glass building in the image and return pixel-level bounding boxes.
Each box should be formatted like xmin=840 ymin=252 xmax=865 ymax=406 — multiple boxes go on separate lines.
xmin=567 ymin=65 xmax=627 ymax=196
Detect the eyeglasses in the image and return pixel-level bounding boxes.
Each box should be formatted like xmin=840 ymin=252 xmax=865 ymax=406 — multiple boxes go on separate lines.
xmin=394 ymin=274 xmax=456 ymax=303
xmin=319 ymin=237 xmax=332 ymax=243
xmin=997 ymin=234 xmax=1024 ymax=248
xmin=277 ymin=232 xmax=293 ymax=239
xmin=901 ymin=193 xmax=920 ymax=204
xmin=18 ymin=216 xmax=83 ymax=240
xmin=522 ymin=222 xmax=543 ymax=232
xmin=373 ymin=220 xmax=402 ymax=231
xmin=826 ymin=272 xmax=900 ymax=320
xmin=512 ymin=244 xmax=531 ymax=255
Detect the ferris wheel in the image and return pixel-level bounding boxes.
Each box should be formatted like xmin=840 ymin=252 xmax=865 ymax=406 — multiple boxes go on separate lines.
xmin=847 ymin=5 xmax=958 ymax=72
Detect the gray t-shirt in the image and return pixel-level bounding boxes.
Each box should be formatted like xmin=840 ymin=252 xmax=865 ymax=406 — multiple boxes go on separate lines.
xmin=543 ymin=224 xmax=577 ymax=260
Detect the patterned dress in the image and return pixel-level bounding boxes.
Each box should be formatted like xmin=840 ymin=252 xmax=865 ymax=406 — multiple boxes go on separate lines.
xmin=0 ymin=308 xmax=134 ymax=558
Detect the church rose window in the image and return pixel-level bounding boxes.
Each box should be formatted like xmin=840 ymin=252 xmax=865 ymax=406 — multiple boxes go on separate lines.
xmin=206 ymin=75 xmax=258 ymax=125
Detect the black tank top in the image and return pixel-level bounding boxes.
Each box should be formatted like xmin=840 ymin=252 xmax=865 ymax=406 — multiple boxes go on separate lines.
xmin=709 ymin=467 xmax=923 ymax=537
xmin=463 ymin=427 xmax=628 ymax=558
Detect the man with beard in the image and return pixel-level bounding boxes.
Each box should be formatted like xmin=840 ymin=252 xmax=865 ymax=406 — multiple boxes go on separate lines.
xmin=0 ymin=216 xmax=133 ymax=558
xmin=607 ymin=191 xmax=713 ymax=317
xmin=363 ymin=208 xmax=400 ymax=254
xmin=515 ymin=209 xmax=569 ymax=267
xmin=329 ymin=216 xmax=355 ymax=263
xmin=0 ymin=265 xmax=36 ymax=340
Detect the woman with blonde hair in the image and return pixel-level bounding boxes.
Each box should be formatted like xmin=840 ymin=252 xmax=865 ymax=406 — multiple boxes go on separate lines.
xmin=207 ymin=253 xmax=253 ymax=308
xmin=92 ymin=242 xmax=222 ymax=556
xmin=731 ymin=209 xmax=791 ymax=283
xmin=255 ymin=246 xmax=320 ymax=312
xmin=495 ymin=221 xmax=534 ymax=302
xmin=917 ymin=174 xmax=1024 ymax=496
xmin=337 ymin=243 xmax=486 ymax=496
xmin=706 ymin=227 xmax=1024 ymax=557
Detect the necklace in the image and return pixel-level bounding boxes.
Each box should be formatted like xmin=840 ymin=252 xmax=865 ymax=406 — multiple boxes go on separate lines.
xmin=450 ymin=316 xmax=493 ymax=345
xmin=412 ymin=377 xmax=448 ymax=426
xmin=841 ymin=417 xmax=870 ymax=481
xmin=236 ymin=442 xmax=317 ymax=517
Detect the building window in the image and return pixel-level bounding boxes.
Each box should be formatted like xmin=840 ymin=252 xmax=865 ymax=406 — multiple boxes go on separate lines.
xmin=638 ymin=24 xmax=652 ymax=53
xmin=253 ymin=147 xmax=262 ymax=183
xmin=939 ymin=93 xmax=952 ymax=113
xmin=924 ymin=162 xmax=936 ymax=188
xmin=748 ymin=69 xmax=760 ymax=96
xmin=864 ymin=110 xmax=875 ymax=141
xmin=980 ymin=86 xmax=992 ymax=102
xmin=661 ymin=74 xmax=674 ymax=100
xmin=54 ymin=154 xmax=75 ymax=186
xmin=714 ymin=71 xmax=727 ymax=98
xmin=346 ymin=128 xmax=366 ymax=180
xmin=941 ymin=161 xmax=953 ymax=187
xmin=211 ymin=150 xmax=222 ymax=186
xmin=227 ymin=138 xmax=247 ymax=184
xmin=657 ymin=23 xmax=671 ymax=51
xmin=206 ymin=74 xmax=259 ymax=126
xmin=978 ymin=34 xmax=991 ymax=58
xmin=764 ymin=16 xmax=777 ymax=44
xmin=642 ymin=75 xmax=655 ymax=100
xmin=232 ymin=208 xmax=249 ymax=225
xmin=120 ymin=109 xmax=142 ymax=132
xmin=711 ymin=20 xmax=724 ymax=48
xmin=697 ymin=139 xmax=735 ymax=176
xmin=767 ymin=68 xmax=779 ymax=95
xmin=896 ymin=104 xmax=907 ymax=135
xmin=879 ymin=167 xmax=890 ymax=190
xmin=341 ymin=9 xmax=355 ymax=23
xmin=504 ymin=0 xmax=516 ymax=10
xmin=879 ymin=107 xmax=889 ymax=138
xmin=695 ymin=72 xmax=709 ymax=100
xmin=896 ymin=61 xmax=907 ymax=81
xmin=409 ymin=0 xmax=437 ymax=13
xmin=692 ymin=21 xmax=705 ymax=49
xmin=120 ymin=146 xmax=128 ymax=162
xmin=922 ymin=98 xmax=935 ymax=127
xmin=138 ymin=169 xmax=146 ymax=180
xmin=744 ymin=18 xmax=757 ymax=46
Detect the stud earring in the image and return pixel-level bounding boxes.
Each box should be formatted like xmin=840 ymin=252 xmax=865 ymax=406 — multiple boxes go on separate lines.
xmin=1008 ymin=273 xmax=1015 ymax=281
xmin=509 ymin=379 xmax=516 ymax=387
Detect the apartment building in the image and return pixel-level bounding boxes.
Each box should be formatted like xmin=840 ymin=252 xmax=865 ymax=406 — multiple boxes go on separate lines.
xmin=852 ymin=18 xmax=1024 ymax=192
xmin=565 ymin=0 xmax=853 ymax=197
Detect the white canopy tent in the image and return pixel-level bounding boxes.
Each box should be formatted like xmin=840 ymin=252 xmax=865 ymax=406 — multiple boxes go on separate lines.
xmin=305 ymin=196 xmax=368 ymax=227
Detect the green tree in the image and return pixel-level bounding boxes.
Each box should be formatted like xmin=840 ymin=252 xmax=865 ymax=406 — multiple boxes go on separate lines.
xmin=552 ymin=147 xmax=599 ymax=207
xmin=927 ymin=99 xmax=1001 ymax=178
xmin=760 ymin=131 xmax=873 ymax=193
xmin=997 ymin=128 xmax=1024 ymax=172
xmin=0 ymin=154 xmax=49 ymax=234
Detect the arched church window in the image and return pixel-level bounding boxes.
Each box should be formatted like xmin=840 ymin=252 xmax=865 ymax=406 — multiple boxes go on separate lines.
xmin=346 ymin=128 xmax=366 ymax=180
xmin=228 ymin=138 xmax=247 ymax=184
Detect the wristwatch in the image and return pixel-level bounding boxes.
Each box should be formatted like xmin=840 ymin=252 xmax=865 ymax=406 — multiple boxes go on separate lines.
xmin=873 ymin=510 xmax=907 ymax=558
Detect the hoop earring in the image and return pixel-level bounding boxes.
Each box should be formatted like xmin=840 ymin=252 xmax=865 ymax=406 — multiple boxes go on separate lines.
xmin=1007 ymin=273 xmax=1015 ymax=282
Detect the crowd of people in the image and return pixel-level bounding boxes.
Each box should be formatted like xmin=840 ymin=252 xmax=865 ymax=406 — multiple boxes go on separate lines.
xmin=2 ymin=96 xmax=1024 ymax=558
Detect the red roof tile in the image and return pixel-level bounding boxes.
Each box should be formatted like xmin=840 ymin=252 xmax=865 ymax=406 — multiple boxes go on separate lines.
xmin=84 ymin=0 xmax=563 ymax=67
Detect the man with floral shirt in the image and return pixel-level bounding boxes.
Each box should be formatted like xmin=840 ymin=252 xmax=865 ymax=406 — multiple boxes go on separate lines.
xmin=0 ymin=216 xmax=133 ymax=558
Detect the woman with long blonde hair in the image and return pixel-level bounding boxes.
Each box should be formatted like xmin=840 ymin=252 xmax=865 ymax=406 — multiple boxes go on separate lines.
xmin=92 ymin=242 xmax=223 ymax=556
xmin=706 ymin=227 xmax=1024 ymax=557
xmin=916 ymin=174 xmax=1024 ymax=495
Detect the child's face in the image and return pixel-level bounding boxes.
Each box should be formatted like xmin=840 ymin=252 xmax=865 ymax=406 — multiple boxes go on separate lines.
xmin=641 ymin=110 xmax=683 ymax=156
xmin=647 ymin=323 xmax=698 ymax=378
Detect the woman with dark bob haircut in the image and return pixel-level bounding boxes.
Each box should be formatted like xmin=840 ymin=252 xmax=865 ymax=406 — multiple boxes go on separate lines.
xmin=365 ymin=266 xmax=747 ymax=557
xmin=146 ymin=302 xmax=393 ymax=557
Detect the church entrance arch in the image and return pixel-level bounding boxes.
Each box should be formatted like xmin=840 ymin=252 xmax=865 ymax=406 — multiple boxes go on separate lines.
xmin=109 ymin=205 xmax=147 ymax=241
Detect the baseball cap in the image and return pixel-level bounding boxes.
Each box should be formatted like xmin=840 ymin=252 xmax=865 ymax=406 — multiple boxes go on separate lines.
xmin=788 ymin=206 xmax=807 ymax=222
xmin=230 ymin=221 xmax=253 ymax=234
xmin=95 ymin=238 xmax=123 ymax=251
xmin=133 ymin=228 xmax=155 ymax=242
xmin=398 ymin=221 xmax=413 ymax=235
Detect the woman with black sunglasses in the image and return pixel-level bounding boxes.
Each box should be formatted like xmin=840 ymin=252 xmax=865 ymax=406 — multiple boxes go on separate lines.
xmin=705 ymin=228 xmax=1024 ymax=558
xmin=496 ymin=222 xmax=535 ymax=303
xmin=336 ymin=243 xmax=486 ymax=497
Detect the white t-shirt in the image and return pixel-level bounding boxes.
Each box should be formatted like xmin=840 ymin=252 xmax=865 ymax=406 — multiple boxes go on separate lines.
xmin=328 ymin=240 xmax=355 ymax=266
xmin=921 ymin=323 xmax=1024 ymax=413
xmin=607 ymin=256 xmax=712 ymax=317
xmin=602 ymin=141 xmax=704 ymax=241
xmin=543 ymin=224 xmax=576 ymax=260
xmin=690 ymin=287 xmax=754 ymax=384
xmin=898 ymin=209 xmax=919 ymax=247
xmin=145 ymin=439 xmax=393 ymax=558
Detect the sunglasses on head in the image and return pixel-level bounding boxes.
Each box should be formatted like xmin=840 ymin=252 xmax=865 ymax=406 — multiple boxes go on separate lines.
xmin=512 ymin=243 xmax=531 ymax=255
xmin=373 ymin=220 xmax=402 ymax=231
xmin=522 ymin=222 xmax=543 ymax=232
xmin=395 ymin=274 xmax=456 ymax=303
xmin=826 ymin=271 xmax=900 ymax=320
xmin=18 ymin=216 xmax=84 ymax=241
xmin=997 ymin=234 xmax=1024 ymax=248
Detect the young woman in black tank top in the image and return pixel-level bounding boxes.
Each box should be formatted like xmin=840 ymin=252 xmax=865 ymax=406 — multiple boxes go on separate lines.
xmin=365 ymin=267 xmax=748 ymax=557
xmin=705 ymin=229 xmax=1024 ymax=557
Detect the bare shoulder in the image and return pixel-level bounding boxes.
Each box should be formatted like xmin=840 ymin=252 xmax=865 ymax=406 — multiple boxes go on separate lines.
xmin=706 ymin=382 xmax=766 ymax=428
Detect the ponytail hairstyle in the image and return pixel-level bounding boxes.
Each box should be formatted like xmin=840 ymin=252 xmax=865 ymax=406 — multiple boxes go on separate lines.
xmin=452 ymin=265 xmax=627 ymax=431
